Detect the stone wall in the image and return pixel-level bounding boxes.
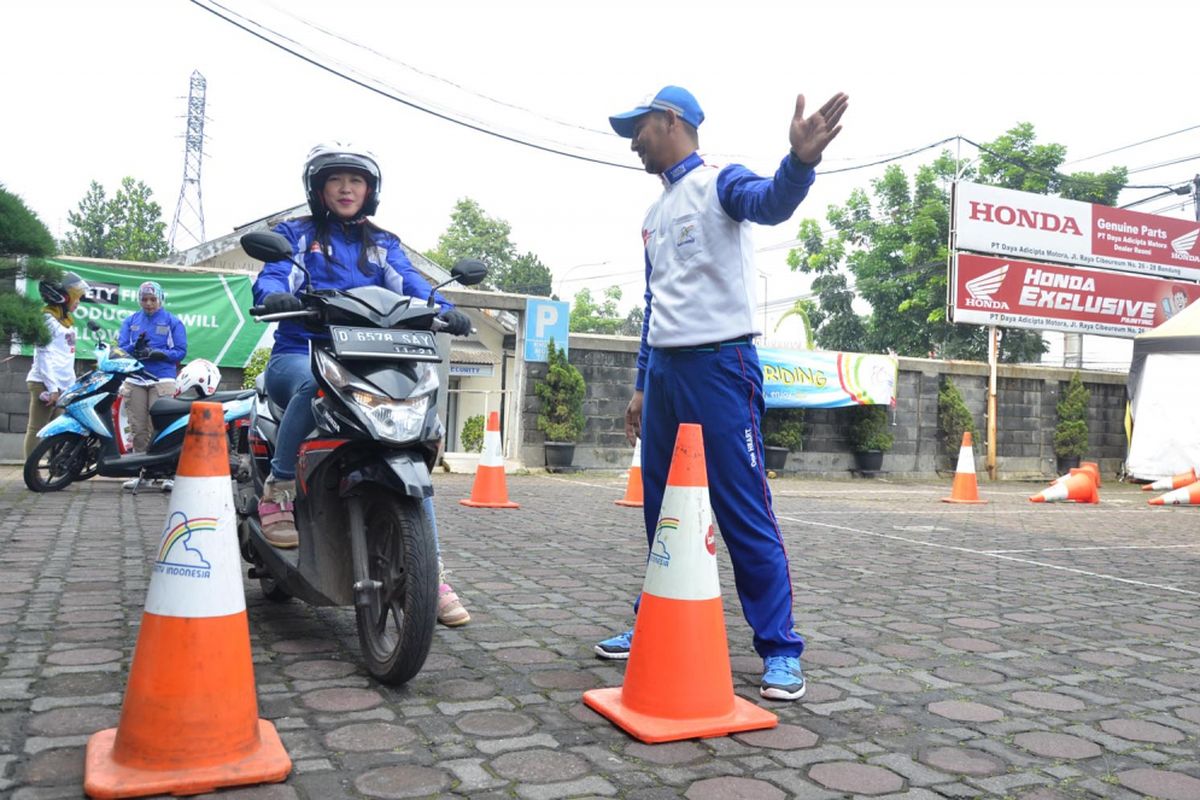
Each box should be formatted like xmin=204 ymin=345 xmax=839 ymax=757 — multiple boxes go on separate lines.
xmin=518 ymin=335 xmax=1130 ymax=481
xmin=3 ymin=333 xmax=1130 ymax=479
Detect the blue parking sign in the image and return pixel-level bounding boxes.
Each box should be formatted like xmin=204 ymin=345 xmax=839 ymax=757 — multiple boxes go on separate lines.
xmin=524 ymin=298 xmax=570 ymax=362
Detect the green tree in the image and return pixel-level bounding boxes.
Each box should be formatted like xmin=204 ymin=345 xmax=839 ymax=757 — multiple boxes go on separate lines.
xmin=108 ymin=177 xmax=169 ymax=261
xmin=0 ymin=184 xmax=62 ymax=346
xmin=570 ymin=286 xmax=624 ymax=334
xmin=937 ymin=378 xmax=977 ymax=462
xmin=425 ymin=198 xmax=516 ymax=291
xmin=61 ymin=177 xmax=169 ymax=261
xmin=1054 ymin=372 xmax=1090 ymax=459
xmin=619 ymin=305 xmax=643 ymax=337
xmin=62 ymin=180 xmax=111 ymax=257
xmin=789 ymin=123 xmax=1126 ymax=362
xmin=502 ymin=251 xmax=553 ymax=296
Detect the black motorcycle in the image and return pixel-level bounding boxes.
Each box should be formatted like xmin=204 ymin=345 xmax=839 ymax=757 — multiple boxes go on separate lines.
xmin=236 ymin=231 xmax=486 ymax=685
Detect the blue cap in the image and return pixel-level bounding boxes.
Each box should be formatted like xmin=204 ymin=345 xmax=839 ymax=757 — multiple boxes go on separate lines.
xmin=609 ymin=86 xmax=705 ymax=138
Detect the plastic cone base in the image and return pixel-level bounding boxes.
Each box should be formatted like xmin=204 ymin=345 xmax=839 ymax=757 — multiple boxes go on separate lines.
xmin=615 ymin=465 xmax=644 ymax=507
xmin=84 ymin=720 xmax=290 ymax=799
xmin=584 ymin=687 xmax=776 ymax=743
xmin=459 ymin=469 xmax=519 ymax=508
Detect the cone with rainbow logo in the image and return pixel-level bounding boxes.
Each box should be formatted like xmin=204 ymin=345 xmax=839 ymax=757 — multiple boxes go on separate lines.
xmin=460 ymin=410 xmax=519 ymax=508
xmin=84 ymin=402 xmax=290 ymax=798
xmin=615 ymin=437 xmax=644 ymax=507
xmin=583 ymin=423 xmax=777 ymax=743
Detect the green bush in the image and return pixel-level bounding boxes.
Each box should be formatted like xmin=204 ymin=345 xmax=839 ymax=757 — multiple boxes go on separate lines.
xmin=1054 ymin=372 xmax=1090 ymax=458
xmin=535 ymin=339 xmax=586 ymax=443
xmin=460 ymin=414 xmax=485 ymax=453
xmin=846 ymin=404 xmax=894 ymax=453
xmin=938 ymin=378 xmax=976 ymax=460
xmin=242 ymin=347 xmax=272 ymax=389
xmin=763 ymin=408 xmax=804 ymax=451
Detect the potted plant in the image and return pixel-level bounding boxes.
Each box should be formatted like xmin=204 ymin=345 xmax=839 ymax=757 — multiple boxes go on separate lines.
xmin=1053 ymin=371 xmax=1089 ymax=474
xmin=535 ymin=339 xmax=585 ymax=469
xmin=846 ymin=404 xmax=893 ymax=474
xmin=938 ymin=378 xmax=977 ymax=473
xmin=762 ymin=408 xmax=804 ymax=471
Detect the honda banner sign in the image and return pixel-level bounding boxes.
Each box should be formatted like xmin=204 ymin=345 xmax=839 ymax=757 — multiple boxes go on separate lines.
xmin=951 ymin=253 xmax=1199 ymax=338
xmin=954 ymin=182 xmax=1200 ymax=282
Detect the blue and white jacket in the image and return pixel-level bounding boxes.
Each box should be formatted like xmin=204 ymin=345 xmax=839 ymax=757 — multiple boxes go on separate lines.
xmin=252 ymin=217 xmax=453 ymax=356
xmin=635 ymin=151 xmax=816 ymax=390
xmin=118 ymin=307 xmax=187 ymax=383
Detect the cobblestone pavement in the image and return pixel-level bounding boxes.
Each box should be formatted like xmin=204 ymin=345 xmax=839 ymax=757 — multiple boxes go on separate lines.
xmin=2 ymin=465 xmax=1200 ymax=799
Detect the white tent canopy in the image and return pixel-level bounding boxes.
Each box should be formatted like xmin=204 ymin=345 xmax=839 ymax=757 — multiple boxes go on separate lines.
xmin=1126 ymin=300 xmax=1200 ymax=480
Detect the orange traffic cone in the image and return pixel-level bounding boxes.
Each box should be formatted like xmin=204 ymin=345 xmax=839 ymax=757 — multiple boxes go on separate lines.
xmin=583 ymin=423 xmax=777 ymax=743
xmin=1142 ymin=467 xmax=1196 ymax=492
xmin=460 ymin=410 xmax=519 ymax=509
xmin=1030 ymin=470 xmax=1098 ymax=504
xmin=941 ymin=432 xmax=987 ymax=504
xmin=615 ymin=437 xmax=644 ymax=507
xmin=1079 ymin=461 xmax=1101 ymax=487
xmin=1148 ymin=480 xmax=1200 ymax=506
xmin=85 ymin=403 xmax=291 ymax=799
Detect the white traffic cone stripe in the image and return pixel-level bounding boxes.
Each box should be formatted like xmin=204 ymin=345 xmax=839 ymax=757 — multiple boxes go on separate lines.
xmin=144 ymin=475 xmax=246 ymax=618
xmin=642 ymin=486 xmax=720 ymax=602
xmin=955 ymin=443 xmax=974 ymax=473
xmin=631 ymin=437 xmax=642 ymax=467
xmin=1039 ymin=483 xmax=1069 ymax=502
xmin=480 ymin=429 xmax=504 ymax=468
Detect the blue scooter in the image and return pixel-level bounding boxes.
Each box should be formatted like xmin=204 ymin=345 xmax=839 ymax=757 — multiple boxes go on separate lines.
xmin=23 ymin=321 xmax=254 ymax=492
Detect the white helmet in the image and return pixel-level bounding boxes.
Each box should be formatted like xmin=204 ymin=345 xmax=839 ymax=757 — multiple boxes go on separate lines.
xmin=303 ymin=141 xmax=382 ymax=219
xmin=174 ymin=359 xmax=221 ymax=399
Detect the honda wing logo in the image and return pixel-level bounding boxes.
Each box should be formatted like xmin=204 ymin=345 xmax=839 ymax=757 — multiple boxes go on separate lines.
xmin=1171 ymin=229 xmax=1199 ymax=258
xmin=963 ymin=264 xmax=1009 ymax=309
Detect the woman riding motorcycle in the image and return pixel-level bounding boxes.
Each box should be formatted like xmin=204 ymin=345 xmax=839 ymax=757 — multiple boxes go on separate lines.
xmin=251 ymin=142 xmax=472 ymax=624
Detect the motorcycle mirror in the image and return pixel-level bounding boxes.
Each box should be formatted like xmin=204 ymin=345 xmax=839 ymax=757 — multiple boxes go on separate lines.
xmin=240 ymin=231 xmax=294 ymax=263
xmin=450 ymin=259 xmax=488 ymax=287
xmin=427 ymin=258 xmax=489 ymax=307
xmin=86 ymin=320 xmax=100 ymax=333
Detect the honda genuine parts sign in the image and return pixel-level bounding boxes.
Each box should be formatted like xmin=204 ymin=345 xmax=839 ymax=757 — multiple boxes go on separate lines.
xmin=953 ymin=182 xmax=1200 ymax=282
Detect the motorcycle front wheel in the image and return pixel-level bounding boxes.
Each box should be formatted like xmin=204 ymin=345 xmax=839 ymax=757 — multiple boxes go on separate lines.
xmin=24 ymin=433 xmax=90 ymax=492
xmin=354 ymin=489 xmax=438 ymax=686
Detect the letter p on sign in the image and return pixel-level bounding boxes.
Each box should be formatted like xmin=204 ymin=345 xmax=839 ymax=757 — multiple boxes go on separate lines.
xmin=536 ymin=305 xmax=558 ymax=337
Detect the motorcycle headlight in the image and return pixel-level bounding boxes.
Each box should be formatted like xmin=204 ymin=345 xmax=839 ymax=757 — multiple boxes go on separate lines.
xmin=350 ymin=390 xmax=430 ymax=443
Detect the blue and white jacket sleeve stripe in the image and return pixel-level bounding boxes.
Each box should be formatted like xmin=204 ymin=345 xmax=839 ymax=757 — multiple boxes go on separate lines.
xmin=635 ymin=251 xmax=653 ymax=391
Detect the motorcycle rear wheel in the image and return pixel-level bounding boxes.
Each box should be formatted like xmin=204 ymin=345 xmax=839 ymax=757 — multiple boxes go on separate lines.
xmin=355 ymin=490 xmax=437 ymax=686
xmin=24 ymin=433 xmax=89 ymax=492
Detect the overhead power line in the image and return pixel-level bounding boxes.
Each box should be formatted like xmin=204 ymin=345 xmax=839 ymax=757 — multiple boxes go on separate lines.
xmin=1064 ymin=123 xmax=1200 ymax=165
xmin=189 ymin=0 xmax=643 ymax=171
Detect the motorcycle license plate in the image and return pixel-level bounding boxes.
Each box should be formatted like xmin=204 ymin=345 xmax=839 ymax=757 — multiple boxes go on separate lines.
xmin=329 ymin=327 xmax=439 ymax=361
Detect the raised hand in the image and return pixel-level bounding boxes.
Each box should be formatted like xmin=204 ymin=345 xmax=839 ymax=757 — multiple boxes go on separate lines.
xmin=789 ymin=92 xmax=849 ymax=165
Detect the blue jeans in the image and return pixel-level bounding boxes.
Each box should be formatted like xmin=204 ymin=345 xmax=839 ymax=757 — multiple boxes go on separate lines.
xmin=264 ymin=352 xmax=318 ymax=481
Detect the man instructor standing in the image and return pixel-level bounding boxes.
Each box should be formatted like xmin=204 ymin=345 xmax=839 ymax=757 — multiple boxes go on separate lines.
xmin=595 ymin=86 xmax=848 ymax=701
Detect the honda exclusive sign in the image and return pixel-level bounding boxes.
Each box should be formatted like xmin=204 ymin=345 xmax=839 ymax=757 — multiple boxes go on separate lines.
xmin=954 ymin=182 xmax=1200 ymax=282
xmin=952 ymin=253 xmax=1199 ymax=338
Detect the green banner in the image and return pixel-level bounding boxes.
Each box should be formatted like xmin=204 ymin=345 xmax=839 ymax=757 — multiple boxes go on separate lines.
xmin=17 ymin=260 xmax=269 ymax=368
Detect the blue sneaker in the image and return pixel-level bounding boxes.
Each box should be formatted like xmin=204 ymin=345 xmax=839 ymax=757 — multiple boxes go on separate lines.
xmin=761 ymin=655 xmax=806 ymax=700
xmin=594 ymin=629 xmax=634 ymax=660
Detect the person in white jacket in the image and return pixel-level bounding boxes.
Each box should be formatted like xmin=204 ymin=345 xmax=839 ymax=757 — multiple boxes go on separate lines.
xmin=24 ymin=272 xmax=89 ymax=458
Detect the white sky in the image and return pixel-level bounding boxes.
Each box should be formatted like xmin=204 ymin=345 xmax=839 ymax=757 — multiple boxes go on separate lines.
xmin=4 ymin=0 xmax=1199 ymax=369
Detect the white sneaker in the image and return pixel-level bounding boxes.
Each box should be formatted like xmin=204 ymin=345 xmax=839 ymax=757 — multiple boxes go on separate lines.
xmin=122 ymin=478 xmax=141 ymax=492
xmin=159 ymin=479 xmax=174 ymax=492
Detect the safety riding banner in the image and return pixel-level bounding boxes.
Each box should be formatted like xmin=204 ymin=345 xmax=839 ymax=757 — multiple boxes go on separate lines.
xmin=14 ymin=260 xmax=266 ymax=367
xmin=760 ymin=348 xmax=897 ymax=408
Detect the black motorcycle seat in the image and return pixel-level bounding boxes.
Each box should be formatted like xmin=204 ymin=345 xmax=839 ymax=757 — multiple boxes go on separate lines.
xmin=150 ymin=390 xmax=255 ymax=418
